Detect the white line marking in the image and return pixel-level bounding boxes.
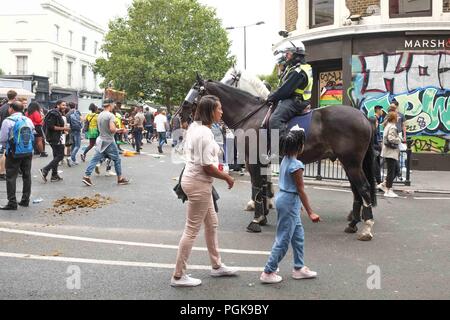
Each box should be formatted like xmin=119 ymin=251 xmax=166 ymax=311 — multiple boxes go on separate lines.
xmin=0 ymin=252 xmax=264 ymax=272
xmin=313 ymin=187 xmax=352 ymax=193
xmin=0 ymin=228 xmax=270 ymax=256
xmin=413 ymin=197 xmax=450 ymax=200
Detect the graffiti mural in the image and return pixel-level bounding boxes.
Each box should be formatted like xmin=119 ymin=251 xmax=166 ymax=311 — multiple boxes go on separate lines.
xmin=411 ymin=135 xmax=450 ymax=154
xmin=349 ymin=51 xmax=450 ymax=153
xmin=319 ymin=70 xmax=343 ymax=107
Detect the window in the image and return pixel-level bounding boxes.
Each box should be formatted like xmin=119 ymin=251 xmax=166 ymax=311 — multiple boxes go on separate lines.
xmin=67 ymin=61 xmax=73 ymax=86
xmin=93 ymin=72 xmax=97 ymax=87
xmin=53 ymin=58 xmax=60 ymax=84
xmin=81 ymin=65 xmax=87 ymax=89
xmin=389 ymin=0 xmax=432 ymax=17
xmin=310 ymin=0 xmax=334 ymax=28
xmin=55 ymin=25 xmax=60 ymax=42
xmin=69 ymin=31 xmax=73 ymax=47
xmin=94 ymin=41 xmax=98 ymax=54
xmin=82 ymin=37 xmax=87 ymax=51
xmin=16 ymin=56 xmax=28 ymax=75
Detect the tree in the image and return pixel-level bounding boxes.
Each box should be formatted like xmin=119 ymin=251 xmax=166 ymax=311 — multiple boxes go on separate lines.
xmin=95 ymin=0 xmax=235 ymax=111
xmin=0 ymin=68 xmax=4 ymax=76
xmin=258 ymin=66 xmax=279 ymax=92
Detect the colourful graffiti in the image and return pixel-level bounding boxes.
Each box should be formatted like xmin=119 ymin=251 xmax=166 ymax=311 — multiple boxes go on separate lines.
xmin=411 ymin=136 xmax=450 ymax=154
xmin=319 ymin=70 xmax=343 ymax=106
xmin=349 ymin=52 xmax=450 ymax=153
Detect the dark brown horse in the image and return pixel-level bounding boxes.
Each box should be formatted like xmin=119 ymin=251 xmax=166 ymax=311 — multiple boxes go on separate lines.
xmin=180 ymin=77 xmax=377 ymax=241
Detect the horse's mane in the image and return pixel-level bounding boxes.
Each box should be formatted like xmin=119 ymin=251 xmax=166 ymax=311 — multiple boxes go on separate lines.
xmin=206 ymin=80 xmax=263 ymax=105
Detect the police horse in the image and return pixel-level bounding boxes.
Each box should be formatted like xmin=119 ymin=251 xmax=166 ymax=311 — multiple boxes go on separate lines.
xmin=180 ymin=74 xmax=377 ymax=241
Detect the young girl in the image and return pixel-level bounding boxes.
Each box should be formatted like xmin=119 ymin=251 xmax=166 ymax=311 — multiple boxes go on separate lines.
xmin=260 ymin=126 xmax=321 ymax=284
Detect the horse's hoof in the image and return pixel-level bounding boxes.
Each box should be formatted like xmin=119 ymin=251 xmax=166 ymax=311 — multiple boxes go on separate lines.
xmin=247 ymin=222 xmax=262 ymax=233
xmin=347 ymin=211 xmax=353 ymax=222
xmin=345 ymin=226 xmax=358 ymax=234
xmin=259 ymin=216 xmax=268 ymax=226
xmin=357 ymin=233 xmax=373 ymax=241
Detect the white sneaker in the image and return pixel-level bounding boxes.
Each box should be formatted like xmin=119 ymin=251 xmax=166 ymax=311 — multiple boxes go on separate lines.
xmin=105 ymin=170 xmax=117 ymax=177
xmin=292 ymin=266 xmax=317 ymax=280
xmin=384 ymin=190 xmax=399 ymax=198
xmin=211 ymin=264 xmax=238 ymax=277
xmin=170 ymin=274 xmax=202 ymax=287
xmin=260 ymin=272 xmax=283 ymax=284
xmin=377 ymin=183 xmax=388 ymax=193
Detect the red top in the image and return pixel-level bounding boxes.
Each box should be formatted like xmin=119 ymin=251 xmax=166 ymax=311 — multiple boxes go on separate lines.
xmin=27 ymin=111 xmax=43 ymax=126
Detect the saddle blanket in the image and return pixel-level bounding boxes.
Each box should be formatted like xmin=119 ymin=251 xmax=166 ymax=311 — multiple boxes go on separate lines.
xmin=287 ymin=110 xmax=313 ymax=139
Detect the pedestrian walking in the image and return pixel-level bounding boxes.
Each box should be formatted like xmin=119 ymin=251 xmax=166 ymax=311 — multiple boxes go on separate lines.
xmin=144 ymin=107 xmax=154 ymax=143
xmin=66 ymin=102 xmax=82 ymax=166
xmin=26 ymin=102 xmax=48 ymax=157
xmin=133 ymin=106 xmax=145 ymax=153
xmin=82 ymin=101 xmax=129 ymax=186
xmin=0 ymin=90 xmax=18 ymax=181
xmin=154 ymin=111 xmax=168 ymax=154
xmin=81 ymin=103 xmax=99 ymax=162
xmin=39 ymin=100 xmax=68 ymax=183
xmin=380 ymin=111 xmax=402 ymax=198
xmin=0 ymin=101 xmax=35 ymax=210
xmin=171 ymin=95 xmax=238 ymax=288
xmin=260 ymin=127 xmax=321 ymax=284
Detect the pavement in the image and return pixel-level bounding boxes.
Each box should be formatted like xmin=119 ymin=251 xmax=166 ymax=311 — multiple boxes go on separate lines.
xmin=300 ymin=169 xmax=450 ymax=195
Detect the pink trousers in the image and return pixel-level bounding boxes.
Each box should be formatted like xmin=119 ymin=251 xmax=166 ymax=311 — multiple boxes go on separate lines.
xmin=173 ymin=175 xmax=222 ymax=278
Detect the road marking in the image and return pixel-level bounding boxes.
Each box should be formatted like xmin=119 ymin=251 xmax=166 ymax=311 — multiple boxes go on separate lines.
xmin=413 ymin=197 xmax=450 ymax=200
xmin=313 ymin=187 xmax=352 ymax=193
xmin=0 ymin=228 xmax=270 ymax=256
xmin=0 ymin=252 xmax=264 ymax=272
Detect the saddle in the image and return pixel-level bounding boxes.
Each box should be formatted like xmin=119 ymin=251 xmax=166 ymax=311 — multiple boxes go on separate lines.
xmin=261 ymin=104 xmax=312 ymax=130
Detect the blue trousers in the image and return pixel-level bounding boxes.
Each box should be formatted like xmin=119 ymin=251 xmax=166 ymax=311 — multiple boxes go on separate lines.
xmin=70 ymin=131 xmax=81 ymax=162
xmin=269 ymin=98 xmax=309 ymax=138
xmin=264 ymin=191 xmax=305 ymax=273
xmin=85 ymin=142 xmax=122 ymax=177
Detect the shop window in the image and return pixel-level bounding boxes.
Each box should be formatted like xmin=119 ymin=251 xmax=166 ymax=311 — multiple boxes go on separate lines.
xmin=310 ymin=0 xmax=334 ymax=28
xmin=389 ymin=0 xmax=432 ymax=17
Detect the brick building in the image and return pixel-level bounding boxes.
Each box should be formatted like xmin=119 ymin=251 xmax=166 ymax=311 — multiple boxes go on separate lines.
xmin=277 ymin=0 xmax=450 ymax=170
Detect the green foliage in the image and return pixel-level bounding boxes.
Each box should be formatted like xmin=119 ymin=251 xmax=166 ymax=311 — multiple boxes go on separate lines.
xmin=0 ymin=68 xmax=4 ymax=76
xmin=258 ymin=66 xmax=279 ymax=92
xmin=95 ymin=0 xmax=235 ymax=110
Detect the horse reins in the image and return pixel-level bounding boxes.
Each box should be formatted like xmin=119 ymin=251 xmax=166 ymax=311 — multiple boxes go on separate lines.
xmin=228 ymin=101 xmax=269 ymax=130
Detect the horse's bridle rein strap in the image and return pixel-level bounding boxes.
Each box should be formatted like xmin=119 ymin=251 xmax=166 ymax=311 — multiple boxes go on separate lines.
xmin=228 ymin=101 xmax=269 ymax=130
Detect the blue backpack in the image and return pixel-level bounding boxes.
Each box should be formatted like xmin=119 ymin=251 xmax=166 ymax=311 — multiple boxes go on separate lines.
xmin=6 ymin=115 xmax=34 ymax=158
xmin=69 ymin=111 xmax=82 ymax=131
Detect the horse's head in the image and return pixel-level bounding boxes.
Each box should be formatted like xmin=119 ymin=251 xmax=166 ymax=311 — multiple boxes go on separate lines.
xmin=177 ymin=74 xmax=207 ymax=123
xmin=221 ymin=66 xmax=242 ymax=88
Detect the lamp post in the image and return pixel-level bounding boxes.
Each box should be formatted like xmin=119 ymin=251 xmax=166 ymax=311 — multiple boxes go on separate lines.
xmin=226 ymin=21 xmax=265 ymax=70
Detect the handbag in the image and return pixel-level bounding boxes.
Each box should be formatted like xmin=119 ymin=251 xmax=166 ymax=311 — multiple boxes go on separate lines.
xmin=173 ymin=166 xmax=188 ymax=203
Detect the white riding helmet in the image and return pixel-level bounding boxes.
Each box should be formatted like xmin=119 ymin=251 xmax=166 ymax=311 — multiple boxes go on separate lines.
xmin=274 ymin=40 xmax=306 ymax=56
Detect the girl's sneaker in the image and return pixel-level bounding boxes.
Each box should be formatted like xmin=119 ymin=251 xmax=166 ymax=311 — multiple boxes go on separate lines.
xmin=211 ymin=264 xmax=238 ymax=277
xmin=170 ymin=275 xmax=202 ymax=287
xmin=384 ymin=189 xmax=399 ymax=198
xmin=292 ymin=266 xmax=317 ymax=280
xmin=260 ymin=272 xmax=282 ymax=284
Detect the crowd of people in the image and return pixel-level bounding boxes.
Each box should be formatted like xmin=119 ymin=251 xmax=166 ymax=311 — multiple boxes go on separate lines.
xmin=0 ymin=89 xmax=192 ymax=210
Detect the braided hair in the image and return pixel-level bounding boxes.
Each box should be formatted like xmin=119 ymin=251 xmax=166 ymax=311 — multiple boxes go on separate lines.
xmin=283 ymin=128 xmax=305 ymax=157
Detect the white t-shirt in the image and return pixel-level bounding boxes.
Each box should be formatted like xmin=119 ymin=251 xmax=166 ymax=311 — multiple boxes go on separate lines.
xmin=154 ymin=114 xmax=167 ymax=133
xmin=183 ymin=122 xmax=220 ymax=183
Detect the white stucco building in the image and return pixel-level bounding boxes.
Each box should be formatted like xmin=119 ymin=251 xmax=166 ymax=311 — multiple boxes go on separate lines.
xmin=0 ymin=0 xmax=105 ymax=111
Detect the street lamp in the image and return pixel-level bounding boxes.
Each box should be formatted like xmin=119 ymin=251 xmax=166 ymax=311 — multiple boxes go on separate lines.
xmin=226 ymin=21 xmax=265 ymax=70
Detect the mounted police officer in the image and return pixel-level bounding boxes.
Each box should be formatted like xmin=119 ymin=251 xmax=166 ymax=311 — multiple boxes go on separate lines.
xmin=268 ymin=41 xmax=313 ymax=140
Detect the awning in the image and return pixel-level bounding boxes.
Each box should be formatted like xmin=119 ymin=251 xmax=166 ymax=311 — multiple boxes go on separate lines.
xmin=0 ymin=87 xmax=35 ymax=98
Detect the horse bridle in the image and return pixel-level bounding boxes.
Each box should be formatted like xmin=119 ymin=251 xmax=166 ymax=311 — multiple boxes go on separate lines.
xmin=228 ymin=71 xmax=242 ymax=88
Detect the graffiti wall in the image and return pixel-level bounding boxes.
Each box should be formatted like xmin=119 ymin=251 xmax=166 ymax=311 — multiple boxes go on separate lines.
xmin=319 ymin=70 xmax=343 ymax=107
xmin=349 ymin=51 xmax=450 ymax=153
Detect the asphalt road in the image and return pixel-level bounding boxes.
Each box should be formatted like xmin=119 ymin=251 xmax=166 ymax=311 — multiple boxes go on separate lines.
xmin=0 ymin=142 xmax=449 ymax=300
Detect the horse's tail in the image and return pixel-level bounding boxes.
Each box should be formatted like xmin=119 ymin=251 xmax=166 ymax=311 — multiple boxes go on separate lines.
xmin=363 ymin=118 xmax=377 ymax=207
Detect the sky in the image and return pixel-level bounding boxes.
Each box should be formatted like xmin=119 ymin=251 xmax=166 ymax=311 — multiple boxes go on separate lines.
xmin=5 ymin=0 xmax=282 ymax=75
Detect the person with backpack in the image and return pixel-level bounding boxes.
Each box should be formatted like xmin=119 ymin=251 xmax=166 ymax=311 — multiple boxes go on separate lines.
xmin=81 ymin=103 xmax=99 ymax=162
xmin=0 ymin=101 xmax=35 ymax=210
xmin=66 ymin=102 xmax=82 ymax=167
xmin=39 ymin=100 xmax=68 ymax=183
